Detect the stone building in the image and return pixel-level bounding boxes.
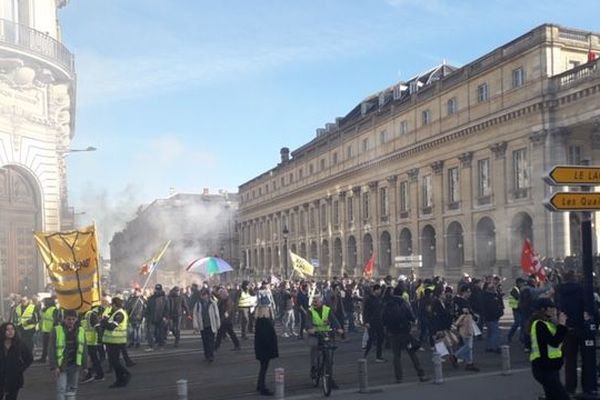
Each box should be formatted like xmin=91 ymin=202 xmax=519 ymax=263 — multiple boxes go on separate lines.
xmin=0 ymin=0 xmax=76 ymax=295
xmin=110 ymin=191 xmax=239 ymax=288
xmin=238 ymin=24 xmax=600 ymax=281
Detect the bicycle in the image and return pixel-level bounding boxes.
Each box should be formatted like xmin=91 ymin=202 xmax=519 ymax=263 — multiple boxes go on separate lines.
xmin=311 ymin=332 xmax=337 ymax=397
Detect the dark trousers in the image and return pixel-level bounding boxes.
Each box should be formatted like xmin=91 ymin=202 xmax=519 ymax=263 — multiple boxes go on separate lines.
xmin=364 ymin=323 xmax=384 ymax=359
xmin=0 ymin=387 xmax=19 ymax=400
xmin=87 ymin=345 xmax=104 ymax=379
xmin=148 ymin=321 xmax=165 ymax=347
xmin=170 ymin=316 xmax=182 ymax=344
xmin=389 ymin=333 xmax=424 ymax=381
xmin=106 ymin=344 xmax=130 ymax=384
xmin=257 ymin=359 xmax=270 ymax=391
xmin=201 ymin=329 xmax=215 ymax=361
xmin=298 ymin=311 xmax=307 ymax=338
xmin=563 ymin=328 xmax=594 ymax=393
xmin=240 ymin=308 xmax=252 ymax=338
xmin=39 ymin=332 xmax=51 ymax=362
xmin=532 ymin=366 xmax=570 ymax=400
xmin=20 ymin=328 xmax=34 ymax=352
xmin=215 ymin=320 xmax=240 ymax=350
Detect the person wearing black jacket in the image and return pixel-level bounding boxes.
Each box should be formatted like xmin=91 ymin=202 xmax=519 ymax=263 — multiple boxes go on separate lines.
xmin=145 ymin=284 xmax=170 ymax=351
xmin=363 ymin=285 xmax=385 ymax=362
xmin=0 ymin=322 xmax=33 ymax=400
xmin=382 ymin=287 xmax=428 ymax=383
xmin=215 ymin=289 xmax=241 ymax=351
xmin=482 ymin=283 xmax=504 ymax=353
xmin=167 ymin=287 xmax=188 ymax=348
xmin=296 ymin=284 xmax=309 ymax=339
xmin=529 ymin=298 xmax=569 ymax=400
xmin=555 ymin=270 xmax=590 ymax=395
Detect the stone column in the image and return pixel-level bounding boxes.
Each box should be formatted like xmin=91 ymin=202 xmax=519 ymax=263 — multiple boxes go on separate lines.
xmin=431 ymin=161 xmax=445 ymax=277
xmin=339 ymin=191 xmax=347 ymax=276
xmin=314 ymin=200 xmax=322 ymax=274
xmin=325 ymin=195 xmax=333 ymax=277
xmin=386 ymin=175 xmax=398 ymax=264
xmin=490 ymin=141 xmax=508 ymax=274
xmin=407 ymin=168 xmax=420 ymax=262
xmin=352 ymin=186 xmax=362 ymax=276
xmin=368 ymin=181 xmax=379 ymax=274
xmin=458 ymin=152 xmax=475 ymax=276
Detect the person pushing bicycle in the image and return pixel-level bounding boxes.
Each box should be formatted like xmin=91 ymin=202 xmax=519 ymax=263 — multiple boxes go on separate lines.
xmin=306 ymin=295 xmax=344 ymax=390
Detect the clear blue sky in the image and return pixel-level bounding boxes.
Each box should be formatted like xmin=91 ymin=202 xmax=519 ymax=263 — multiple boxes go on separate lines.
xmin=60 ymin=0 xmax=599 ymax=213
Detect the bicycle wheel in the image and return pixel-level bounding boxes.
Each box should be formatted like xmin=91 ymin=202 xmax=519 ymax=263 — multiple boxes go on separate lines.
xmin=312 ymin=354 xmax=321 ymax=387
xmin=322 ymin=352 xmax=332 ymax=397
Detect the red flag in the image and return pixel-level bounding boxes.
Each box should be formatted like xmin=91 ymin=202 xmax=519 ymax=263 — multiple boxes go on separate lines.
xmin=521 ymin=239 xmax=545 ymax=280
xmin=588 ymin=50 xmax=597 ymax=63
xmin=363 ymin=254 xmax=375 ymax=277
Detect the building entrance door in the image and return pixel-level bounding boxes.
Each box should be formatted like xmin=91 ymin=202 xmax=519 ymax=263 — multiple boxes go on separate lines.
xmin=0 ymin=166 xmax=41 ymax=297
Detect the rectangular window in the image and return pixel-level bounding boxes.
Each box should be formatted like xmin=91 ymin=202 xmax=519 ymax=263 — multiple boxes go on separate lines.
xmin=320 ymin=158 xmax=326 ymax=171
xmin=400 ymin=120 xmax=408 ymax=135
xmin=478 ymin=158 xmax=491 ymax=197
xmin=289 ymin=173 xmax=293 ymax=183
xmin=512 ymin=67 xmax=525 ymax=88
xmin=300 ymin=210 xmax=305 ymax=233
xmin=477 ymin=83 xmax=489 ymax=102
xmin=567 ymin=145 xmax=582 ymax=165
xmin=362 ymin=192 xmax=370 ymax=219
xmin=333 ymin=200 xmax=339 ymax=225
xmin=399 ymin=181 xmax=409 ymax=212
xmin=380 ymin=187 xmax=389 ymax=216
xmin=379 ymin=130 xmax=389 ymax=145
xmin=320 ymin=204 xmax=327 ymax=228
xmin=448 ymin=167 xmax=460 ymax=204
xmin=362 ymin=137 xmax=371 ymax=152
xmin=265 ymin=184 xmax=269 ymax=194
xmin=422 ymin=109 xmax=431 ymax=126
xmin=513 ymin=148 xmax=529 ymax=191
xmin=298 ymin=168 xmax=303 ymax=179
xmin=272 ymin=182 xmax=276 ymax=191
xmin=347 ymin=196 xmax=354 ymax=221
xmin=332 ymin=152 xmax=338 ymax=165
xmin=447 ymin=97 xmax=457 ymax=115
xmin=422 ymin=175 xmax=432 ymax=208
xmin=309 ymin=208 xmax=316 ymax=231
xmin=258 ymin=187 xmax=262 ymax=196
xmin=347 ymin=145 xmax=353 ymax=159
xmin=280 ymin=177 xmax=285 ymax=187
xmin=290 ymin=214 xmax=296 ymax=236
xmin=309 ymin=164 xmax=314 ymax=174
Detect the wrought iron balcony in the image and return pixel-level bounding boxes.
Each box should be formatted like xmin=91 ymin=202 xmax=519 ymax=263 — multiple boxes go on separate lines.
xmin=0 ymin=19 xmax=74 ymax=75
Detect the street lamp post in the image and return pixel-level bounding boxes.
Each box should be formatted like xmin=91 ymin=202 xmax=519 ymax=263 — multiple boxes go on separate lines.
xmin=282 ymin=225 xmax=289 ymax=280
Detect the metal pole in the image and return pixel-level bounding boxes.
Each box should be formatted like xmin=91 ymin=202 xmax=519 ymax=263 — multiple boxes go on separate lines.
xmin=580 ymin=159 xmax=598 ymax=395
xmin=274 ymin=367 xmax=285 ymax=399
xmin=432 ymin=352 xmax=443 ymax=384
xmin=500 ymin=344 xmax=511 ymax=375
xmin=177 ymin=379 xmax=188 ymax=400
xmin=284 ymin=238 xmax=288 ymax=280
xmin=357 ymin=358 xmax=368 ymax=393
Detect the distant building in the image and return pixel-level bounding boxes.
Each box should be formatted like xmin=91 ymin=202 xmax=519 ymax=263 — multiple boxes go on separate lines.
xmin=238 ymin=24 xmax=600 ymax=281
xmin=0 ymin=0 xmax=76 ymax=295
xmin=110 ymin=190 xmax=239 ymax=288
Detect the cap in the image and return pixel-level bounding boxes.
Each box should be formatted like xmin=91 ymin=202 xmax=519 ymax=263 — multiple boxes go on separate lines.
xmin=534 ymin=298 xmax=555 ymax=310
xmin=155 ymin=284 xmax=163 ymax=291
xmin=63 ymin=310 xmax=78 ymax=318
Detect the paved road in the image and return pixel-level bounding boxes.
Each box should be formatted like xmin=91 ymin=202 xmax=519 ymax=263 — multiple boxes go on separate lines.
xmin=23 ymin=319 xmax=531 ymax=400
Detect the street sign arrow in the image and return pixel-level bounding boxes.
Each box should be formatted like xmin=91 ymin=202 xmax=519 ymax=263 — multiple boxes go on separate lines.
xmin=545 ymin=192 xmax=600 ymax=212
xmin=544 ymin=165 xmax=600 ymax=186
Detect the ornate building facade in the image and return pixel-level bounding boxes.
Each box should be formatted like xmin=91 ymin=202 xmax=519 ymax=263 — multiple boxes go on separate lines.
xmin=238 ymin=24 xmax=600 ymax=281
xmin=0 ymin=0 xmax=76 ymax=296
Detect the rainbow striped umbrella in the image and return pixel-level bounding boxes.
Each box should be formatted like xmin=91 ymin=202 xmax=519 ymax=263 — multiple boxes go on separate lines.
xmin=186 ymin=257 xmax=233 ymax=276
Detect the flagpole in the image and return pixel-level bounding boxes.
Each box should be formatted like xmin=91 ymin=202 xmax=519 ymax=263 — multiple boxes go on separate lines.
xmin=93 ymin=221 xmax=103 ymax=300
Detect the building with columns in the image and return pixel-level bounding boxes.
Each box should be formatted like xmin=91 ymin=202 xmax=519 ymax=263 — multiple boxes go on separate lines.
xmin=238 ymin=24 xmax=600 ymax=281
xmin=0 ymin=0 xmax=76 ymax=295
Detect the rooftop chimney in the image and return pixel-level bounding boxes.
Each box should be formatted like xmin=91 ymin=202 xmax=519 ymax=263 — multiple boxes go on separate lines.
xmin=280 ymin=147 xmax=290 ymax=164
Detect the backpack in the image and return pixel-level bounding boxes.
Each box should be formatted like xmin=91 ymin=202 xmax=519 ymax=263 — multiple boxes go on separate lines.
xmin=257 ymin=290 xmax=271 ymax=307
xmin=383 ymin=298 xmax=411 ymax=331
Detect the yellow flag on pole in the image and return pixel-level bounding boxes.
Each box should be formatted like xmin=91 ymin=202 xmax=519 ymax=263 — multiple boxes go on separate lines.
xmin=34 ymin=225 xmax=101 ymax=313
xmin=289 ymin=251 xmax=315 ymax=277
xmin=139 ymin=240 xmax=171 ymax=276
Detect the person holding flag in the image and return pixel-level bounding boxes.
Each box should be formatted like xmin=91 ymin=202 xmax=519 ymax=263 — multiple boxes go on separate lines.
xmin=363 ymin=254 xmax=375 ymax=278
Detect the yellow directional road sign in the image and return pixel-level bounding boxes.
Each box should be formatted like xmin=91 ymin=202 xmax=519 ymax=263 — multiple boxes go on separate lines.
xmin=545 ymin=192 xmax=600 ymax=212
xmin=545 ymin=165 xmax=600 ymax=186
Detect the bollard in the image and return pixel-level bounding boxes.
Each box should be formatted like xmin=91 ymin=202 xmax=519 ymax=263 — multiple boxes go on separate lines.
xmin=274 ymin=368 xmax=285 ymax=399
xmin=358 ymin=358 xmax=369 ymax=393
xmin=177 ymin=379 xmax=188 ymax=400
xmin=501 ymin=345 xmax=511 ymax=375
xmin=65 ymin=392 xmax=76 ymax=400
xmin=432 ymin=352 xmax=444 ymax=384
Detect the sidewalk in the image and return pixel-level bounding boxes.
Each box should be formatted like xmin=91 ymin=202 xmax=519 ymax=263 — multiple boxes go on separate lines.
xmin=286 ymin=367 xmax=541 ymax=400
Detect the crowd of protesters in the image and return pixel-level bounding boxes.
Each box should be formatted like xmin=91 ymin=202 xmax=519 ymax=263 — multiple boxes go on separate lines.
xmin=2 ymin=266 xmax=600 ymax=398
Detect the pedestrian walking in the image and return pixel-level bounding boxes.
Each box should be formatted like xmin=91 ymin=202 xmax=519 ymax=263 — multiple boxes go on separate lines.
xmin=145 ymin=284 xmax=170 ymax=351
xmin=363 ymin=284 xmax=386 ymax=362
xmin=193 ymin=289 xmax=220 ymax=362
xmin=49 ymin=310 xmax=86 ymax=400
xmin=102 ymin=297 xmax=131 ymax=388
xmin=0 ymin=322 xmax=33 ymax=400
xmin=254 ymin=305 xmax=278 ymax=396
xmin=167 ymin=287 xmax=188 ymax=348
xmin=483 ymin=282 xmax=504 ymax=353
xmin=453 ymin=286 xmax=480 ymax=371
xmin=37 ymin=297 xmax=59 ymax=363
xmin=529 ymin=298 xmax=570 ymax=400
xmin=80 ymin=306 xmax=104 ymax=383
xmin=215 ymin=289 xmax=241 ymax=351
xmin=13 ymin=297 xmax=37 ymax=353
xmin=125 ymin=288 xmax=146 ymax=348
xmin=506 ymin=278 xmax=525 ymax=344
xmin=238 ymin=281 xmax=256 ymax=340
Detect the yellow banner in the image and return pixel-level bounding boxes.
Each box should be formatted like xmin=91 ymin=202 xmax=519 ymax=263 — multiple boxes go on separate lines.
xmin=34 ymin=225 xmax=101 ymax=313
xmin=289 ymin=251 xmax=314 ymax=277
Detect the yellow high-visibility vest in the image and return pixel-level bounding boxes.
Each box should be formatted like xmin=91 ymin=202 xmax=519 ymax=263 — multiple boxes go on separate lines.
xmin=238 ymin=291 xmax=253 ymax=308
xmin=55 ymin=325 xmax=85 ymax=367
xmin=102 ymin=309 xmax=128 ymax=344
xmin=530 ymin=320 xmax=562 ymax=362
xmin=508 ymin=287 xmax=520 ymax=309
xmin=310 ymin=305 xmax=332 ymax=333
xmin=41 ymin=306 xmax=56 ymax=333
xmin=82 ymin=308 xmax=99 ymax=346
xmin=16 ymin=304 xmax=36 ymax=330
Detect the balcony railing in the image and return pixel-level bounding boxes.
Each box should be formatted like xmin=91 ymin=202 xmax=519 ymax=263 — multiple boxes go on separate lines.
xmin=551 ymin=58 xmax=599 ymax=91
xmin=0 ymin=19 xmax=74 ymax=74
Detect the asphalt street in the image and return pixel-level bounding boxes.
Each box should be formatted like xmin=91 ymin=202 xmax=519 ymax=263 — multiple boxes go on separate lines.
xmin=22 ymin=317 xmax=532 ymax=400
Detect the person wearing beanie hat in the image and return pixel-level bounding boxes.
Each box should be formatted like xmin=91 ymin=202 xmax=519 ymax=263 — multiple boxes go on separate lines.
xmin=102 ymin=294 xmax=131 ymax=388
xmin=145 ymin=283 xmax=169 ymax=351
xmin=529 ymin=297 xmax=569 ymax=399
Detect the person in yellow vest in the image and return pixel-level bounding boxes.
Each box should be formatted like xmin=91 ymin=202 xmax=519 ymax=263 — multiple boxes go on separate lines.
xmin=80 ymin=306 xmax=104 ymax=384
xmin=37 ymin=296 xmax=59 ymax=363
xmin=101 ymin=296 xmax=131 ymax=388
xmin=306 ymin=295 xmax=344 ymax=390
xmin=13 ymin=297 xmax=38 ymax=353
xmin=238 ymin=281 xmax=256 ymax=340
xmin=48 ymin=310 xmax=87 ymax=400
xmin=506 ymin=278 xmax=525 ymax=344
xmin=529 ymin=298 xmax=569 ymax=400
